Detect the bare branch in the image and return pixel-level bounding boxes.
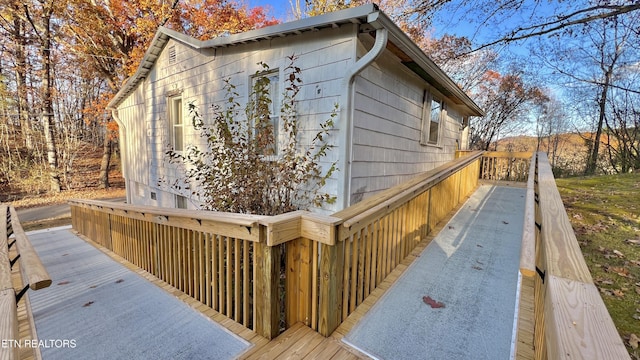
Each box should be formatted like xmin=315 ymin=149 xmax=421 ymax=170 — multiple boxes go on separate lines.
xmin=471 ymin=3 xmax=640 ymax=53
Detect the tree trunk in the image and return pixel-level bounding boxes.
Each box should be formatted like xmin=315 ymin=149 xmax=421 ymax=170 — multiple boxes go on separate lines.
xmin=99 ymin=130 xmax=112 ymax=189
xmin=13 ymin=12 xmax=33 ymax=151
xmin=41 ymin=10 xmax=61 ymax=192
xmin=584 ymin=79 xmax=608 ymax=175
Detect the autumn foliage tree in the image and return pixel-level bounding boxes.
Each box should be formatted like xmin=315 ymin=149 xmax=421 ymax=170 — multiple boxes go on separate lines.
xmin=469 ymin=70 xmax=547 ymax=150
xmin=63 ymin=0 xmax=277 ymax=188
xmin=0 ymin=0 xmax=277 ymax=195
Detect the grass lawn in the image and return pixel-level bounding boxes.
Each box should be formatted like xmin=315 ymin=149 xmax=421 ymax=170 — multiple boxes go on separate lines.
xmin=557 ymin=173 xmax=640 ymax=357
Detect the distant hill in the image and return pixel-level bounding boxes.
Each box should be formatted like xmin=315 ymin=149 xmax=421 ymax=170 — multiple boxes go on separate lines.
xmin=494 ymin=133 xmax=591 ymax=176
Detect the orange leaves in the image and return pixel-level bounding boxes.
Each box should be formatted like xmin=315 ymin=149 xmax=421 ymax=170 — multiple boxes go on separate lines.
xmin=177 ymin=0 xmax=278 ymax=40
xmin=68 ymin=0 xmax=277 ymax=82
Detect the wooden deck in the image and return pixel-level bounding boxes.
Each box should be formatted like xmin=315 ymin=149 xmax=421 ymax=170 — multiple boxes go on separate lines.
xmin=241 ymin=323 xmax=360 ymax=360
xmin=11 ymin=151 xmax=628 ymax=359
xmin=47 ymin=196 xmax=454 ymax=360
xmin=21 ymin=184 xmax=530 ymax=360
xmin=238 ymin=212 xmax=447 ymax=360
xmin=65 ymin=223 xmax=434 ymax=360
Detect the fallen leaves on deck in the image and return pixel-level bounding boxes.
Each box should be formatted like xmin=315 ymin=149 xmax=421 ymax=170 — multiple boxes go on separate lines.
xmin=422 ymin=296 xmax=445 ymax=309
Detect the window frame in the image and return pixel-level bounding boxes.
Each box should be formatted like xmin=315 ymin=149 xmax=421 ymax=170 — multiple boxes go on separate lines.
xmin=250 ymin=69 xmax=280 ymax=157
xmin=175 ymin=194 xmax=188 ymax=209
xmin=420 ymin=91 xmax=444 ymax=146
xmin=167 ymin=92 xmax=184 ymax=152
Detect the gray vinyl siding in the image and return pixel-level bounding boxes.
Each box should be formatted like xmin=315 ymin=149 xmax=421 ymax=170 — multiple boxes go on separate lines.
xmin=116 ymin=25 xmax=356 ymax=212
xmin=349 ymin=35 xmax=462 ymax=204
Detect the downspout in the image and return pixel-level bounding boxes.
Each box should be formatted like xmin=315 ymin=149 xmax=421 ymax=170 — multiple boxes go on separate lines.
xmin=110 ymin=109 xmax=131 ymax=204
xmin=339 ymin=12 xmax=388 ymax=210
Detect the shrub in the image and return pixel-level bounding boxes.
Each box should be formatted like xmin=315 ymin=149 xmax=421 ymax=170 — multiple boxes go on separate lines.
xmin=164 ymin=55 xmax=337 ymax=215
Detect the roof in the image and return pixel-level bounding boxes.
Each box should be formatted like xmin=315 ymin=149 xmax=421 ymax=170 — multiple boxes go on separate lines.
xmin=107 ymin=4 xmax=484 ymax=116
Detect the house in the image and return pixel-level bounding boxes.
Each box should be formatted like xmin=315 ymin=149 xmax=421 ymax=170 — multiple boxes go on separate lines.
xmin=107 ymin=4 xmax=484 ymax=214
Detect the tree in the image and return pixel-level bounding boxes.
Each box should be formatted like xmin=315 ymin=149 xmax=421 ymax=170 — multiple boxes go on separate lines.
xmin=418 ymin=34 xmax=497 ymax=92
xmin=531 ymin=9 xmax=639 ymax=175
xmin=290 ymin=0 xmax=350 ymax=19
xmin=163 ymin=57 xmax=337 ymax=215
xmin=404 ymin=0 xmax=640 ymax=51
xmin=65 ymin=0 xmax=276 ymax=188
xmin=534 ymin=96 xmax=568 ymax=169
xmin=604 ymin=91 xmax=640 ymax=173
xmin=0 ymin=0 xmax=34 ymax=150
xmin=23 ymin=0 xmax=62 ymax=192
xmin=469 ymin=70 xmax=547 ymax=150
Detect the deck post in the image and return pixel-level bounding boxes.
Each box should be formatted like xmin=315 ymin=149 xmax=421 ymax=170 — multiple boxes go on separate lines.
xmin=318 ymin=240 xmax=343 ymax=336
xmin=285 ymin=237 xmax=313 ymax=328
xmin=254 ymin=225 xmax=280 ymax=339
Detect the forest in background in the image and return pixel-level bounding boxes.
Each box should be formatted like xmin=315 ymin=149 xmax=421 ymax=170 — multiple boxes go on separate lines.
xmin=0 ymin=0 xmax=638 ymax=199
xmin=0 ymin=0 xmax=277 ymax=198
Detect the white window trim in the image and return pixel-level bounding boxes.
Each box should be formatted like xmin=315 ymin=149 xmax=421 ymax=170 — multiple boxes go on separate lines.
xmin=167 ymin=92 xmax=184 ymax=152
xmin=420 ymin=91 xmax=444 ymax=147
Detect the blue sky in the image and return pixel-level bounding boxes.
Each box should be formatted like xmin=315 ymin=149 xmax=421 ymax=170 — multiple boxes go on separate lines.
xmin=248 ymin=0 xmax=296 ymax=21
xmin=246 ymin=0 xmax=561 ymax=49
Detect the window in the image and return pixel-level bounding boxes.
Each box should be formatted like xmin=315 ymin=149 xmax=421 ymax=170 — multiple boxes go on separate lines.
xmin=168 ymin=95 xmax=183 ymax=151
xmin=421 ymin=92 xmax=443 ymax=146
xmin=251 ymin=70 xmax=279 ymax=156
xmin=176 ymin=195 xmax=188 ymax=209
xmin=428 ymin=98 xmax=442 ymax=144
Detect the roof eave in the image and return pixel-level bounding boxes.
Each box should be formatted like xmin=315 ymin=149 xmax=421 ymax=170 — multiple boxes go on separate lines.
xmin=367 ymin=11 xmax=484 ymax=117
xmin=107 ymin=4 xmax=484 ymax=117
xmin=106 ymin=5 xmax=381 ymax=111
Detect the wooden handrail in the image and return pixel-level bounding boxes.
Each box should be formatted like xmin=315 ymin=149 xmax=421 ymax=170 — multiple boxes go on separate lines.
xmin=0 ymin=206 xmax=11 ymax=292
xmin=67 ymin=199 xmax=264 ymax=226
xmin=1 ymin=205 xmax=52 ymax=360
xmin=483 ymin=151 xmax=532 ymax=159
xmin=519 ymin=153 xmax=537 ymax=277
xmin=0 ymin=205 xmax=17 ymax=360
xmin=480 ymin=151 xmax=532 ymax=182
xmin=0 ymin=288 xmax=18 ymax=360
xmin=69 ymin=199 xmax=264 ymax=242
xmin=534 ymin=152 xmax=629 ymax=359
xmin=9 ymin=207 xmax=52 ymax=291
xmin=334 ymin=151 xmax=483 ymax=225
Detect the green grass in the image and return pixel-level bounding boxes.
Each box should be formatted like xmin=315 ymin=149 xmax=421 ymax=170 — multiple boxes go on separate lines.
xmin=556 ymin=173 xmax=640 ymax=356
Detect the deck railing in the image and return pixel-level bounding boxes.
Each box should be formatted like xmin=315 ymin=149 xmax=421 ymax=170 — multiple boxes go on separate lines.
xmin=70 ymin=151 xmax=484 ymax=339
xmin=70 ymin=150 xmax=629 ymax=357
xmin=1 ymin=205 xmax=52 ymax=360
xmin=300 ymin=151 xmax=484 ymax=335
xmin=480 ymin=151 xmax=531 ymax=182
xmin=517 ymin=152 xmax=629 ymax=359
xmin=70 ymin=200 xmax=271 ymax=335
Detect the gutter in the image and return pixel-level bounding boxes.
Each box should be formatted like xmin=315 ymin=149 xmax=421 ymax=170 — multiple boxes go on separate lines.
xmin=339 ymin=10 xmax=389 ymax=209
